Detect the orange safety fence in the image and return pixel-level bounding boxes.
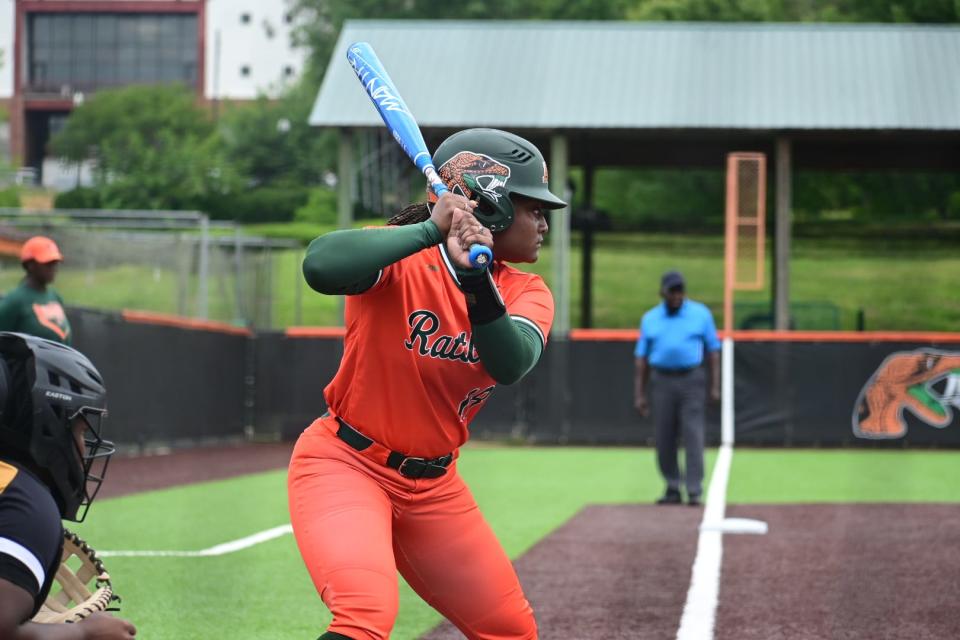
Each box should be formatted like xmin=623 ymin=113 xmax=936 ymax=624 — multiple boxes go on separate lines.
xmin=284 ymin=327 xmax=960 ymax=343
xmin=112 ymin=314 xmax=960 ymax=344
xmin=727 ymin=330 xmax=960 ymax=343
xmin=121 ymin=310 xmax=253 ymax=337
xmin=568 ymin=328 xmax=960 ymax=343
xmin=285 ymin=326 xmax=347 ymax=338
xmin=0 ymin=238 xmax=23 ymax=258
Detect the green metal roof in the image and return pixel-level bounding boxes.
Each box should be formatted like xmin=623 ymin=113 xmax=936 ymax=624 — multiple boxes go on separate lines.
xmin=310 ymin=20 xmax=960 ymax=131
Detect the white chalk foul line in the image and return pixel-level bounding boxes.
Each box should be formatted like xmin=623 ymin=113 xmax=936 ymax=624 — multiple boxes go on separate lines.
xmin=98 ymin=524 xmax=293 ymax=558
xmin=674 ymin=336 xmax=737 ymax=640
xmin=675 ymin=443 xmax=733 ymax=640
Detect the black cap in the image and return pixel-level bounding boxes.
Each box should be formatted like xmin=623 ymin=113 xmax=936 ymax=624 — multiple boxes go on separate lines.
xmin=661 ymin=270 xmax=685 ymax=291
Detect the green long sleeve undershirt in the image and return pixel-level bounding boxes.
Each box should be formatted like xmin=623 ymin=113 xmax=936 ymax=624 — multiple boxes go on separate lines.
xmin=471 ymin=313 xmax=544 ymax=385
xmin=302 ymin=221 xmax=442 ymax=295
xmin=301 ymin=222 xmax=544 ymax=385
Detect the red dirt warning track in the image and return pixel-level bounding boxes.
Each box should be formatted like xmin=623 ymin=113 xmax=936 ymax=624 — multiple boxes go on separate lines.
xmin=99 ymin=442 xmax=294 ymax=499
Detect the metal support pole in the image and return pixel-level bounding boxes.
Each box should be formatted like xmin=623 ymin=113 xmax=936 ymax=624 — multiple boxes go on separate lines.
xmin=337 ymin=128 xmax=354 ymax=325
xmin=774 ymin=137 xmax=792 ymax=331
xmin=233 ymin=226 xmax=245 ymax=325
xmin=294 ymin=249 xmax=304 ymax=326
xmin=198 ymin=214 xmax=210 ymax=319
xmin=580 ymin=164 xmax=595 ymax=329
xmin=548 ymin=133 xmax=571 ymax=439
xmin=549 ymin=133 xmax=570 ymax=337
xmin=176 ymin=233 xmax=189 ymax=316
xmin=581 ymin=220 xmax=594 ymax=329
xmin=338 ymin=128 xmax=354 ymax=229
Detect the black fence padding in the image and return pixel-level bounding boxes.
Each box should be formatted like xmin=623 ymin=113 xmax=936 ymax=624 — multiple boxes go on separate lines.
xmin=465 ymin=375 xmax=524 ymax=441
xmin=252 ymin=333 xmax=342 ymax=440
xmin=413 ymin=338 xmax=721 ymax=446
xmin=68 ymin=307 xmax=248 ymax=447
xmin=253 ymin=332 xmax=534 ymax=443
xmin=64 ymin=310 xmax=960 ymax=448
xmin=735 ymin=341 xmax=960 ymax=447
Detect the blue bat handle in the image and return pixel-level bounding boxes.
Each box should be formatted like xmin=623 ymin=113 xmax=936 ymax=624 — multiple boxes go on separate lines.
xmin=469 ymin=245 xmax=493 ymax=268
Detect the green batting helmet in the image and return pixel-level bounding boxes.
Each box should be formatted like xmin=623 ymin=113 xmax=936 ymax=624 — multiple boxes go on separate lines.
xmin=432 ymin=128 xmax=567 ymax=232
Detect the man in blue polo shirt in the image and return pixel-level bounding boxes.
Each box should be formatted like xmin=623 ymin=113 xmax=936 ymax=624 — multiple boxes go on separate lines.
xmin=634 ymin=270 xmax=720 ymax=506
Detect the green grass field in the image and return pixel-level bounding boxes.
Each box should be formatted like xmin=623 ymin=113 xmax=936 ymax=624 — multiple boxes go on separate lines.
xmin=256 ymin=227 xmax=960 ymax=331
xmin=2 ymin=230 xmax=956 ymax=331
xmin=70 ymin=446 xmax=960 ymax=639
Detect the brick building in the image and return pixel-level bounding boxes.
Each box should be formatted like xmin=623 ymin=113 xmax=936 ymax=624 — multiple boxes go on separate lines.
xmin=0 ymin=0 xmax=306 ymax=185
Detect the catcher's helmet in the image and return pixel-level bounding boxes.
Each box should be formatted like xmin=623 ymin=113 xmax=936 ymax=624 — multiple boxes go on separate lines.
xmin=0 ymin=333 xmax=114 ymax=521
xmin=432 ymin=129 xmax=567 ymax=232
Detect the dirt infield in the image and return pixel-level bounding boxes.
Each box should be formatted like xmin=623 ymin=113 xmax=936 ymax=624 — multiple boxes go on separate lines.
xmin=100 ymin=442 xmax=294 ymax=499
xmin=717 ymin=504 xmax=960 ymax=640
xmin=424 ymin=503 xmax=960 ymax=639
xmin=422 ymin=504 xmax=703 ymax=640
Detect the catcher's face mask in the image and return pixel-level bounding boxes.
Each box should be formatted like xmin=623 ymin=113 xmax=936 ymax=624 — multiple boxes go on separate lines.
xmin=70 ymin=407 xmax=115 ymax=523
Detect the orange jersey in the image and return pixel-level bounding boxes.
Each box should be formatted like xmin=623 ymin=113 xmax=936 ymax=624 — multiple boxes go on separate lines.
xmin=324 ymin=243 xmax=553 ymax=457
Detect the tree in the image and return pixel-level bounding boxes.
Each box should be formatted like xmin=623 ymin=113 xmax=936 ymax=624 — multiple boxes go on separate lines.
xmin=628 ymin=0 xmax=959 ymax=22
xmin=288 ymin=0 xmax=631 ymax=86
xmin=289 ymin=0 xmax=958 ymax=83
xmin=50 ymin=84 xmax=239 ymax=211
xmin=218 ymin=78 xmax=335 ymax=188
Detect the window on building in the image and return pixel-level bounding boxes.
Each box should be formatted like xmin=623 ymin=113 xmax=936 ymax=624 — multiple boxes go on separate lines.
xmin=283 ymin=65 xmax=295 ymax=77
xmin=27 ymin=12 xmax=199 ymax=93
xmin=240 ymin=13 xmax=251 ymax=24
xmin=241 ymin=65 xmax=251 ymax=77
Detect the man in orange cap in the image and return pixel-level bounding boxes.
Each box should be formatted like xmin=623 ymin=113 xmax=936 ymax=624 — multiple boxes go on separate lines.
xmin=0 ymin=236 xmax=71 ymax=344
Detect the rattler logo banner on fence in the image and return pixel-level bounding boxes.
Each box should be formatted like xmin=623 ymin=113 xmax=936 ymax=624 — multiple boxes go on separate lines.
xmin=853 ymin=349 xmax=960 ymax=439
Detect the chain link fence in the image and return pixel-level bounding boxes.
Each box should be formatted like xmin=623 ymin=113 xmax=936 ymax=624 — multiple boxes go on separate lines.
xmin=0 ymin=208 xmax=301 ymax=329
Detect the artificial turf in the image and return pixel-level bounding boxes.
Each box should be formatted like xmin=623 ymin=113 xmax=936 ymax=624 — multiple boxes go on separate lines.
xmin=70 ymin=446 xmax=959 ymax=639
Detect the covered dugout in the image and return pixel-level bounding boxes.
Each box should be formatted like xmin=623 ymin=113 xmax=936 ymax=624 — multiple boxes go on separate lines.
xmin=309 ymin=20 xmax=960 ymax=333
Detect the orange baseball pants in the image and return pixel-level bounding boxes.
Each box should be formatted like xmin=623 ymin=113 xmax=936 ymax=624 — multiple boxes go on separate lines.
xmin=288 ymin=416 xmax=537 ymax=640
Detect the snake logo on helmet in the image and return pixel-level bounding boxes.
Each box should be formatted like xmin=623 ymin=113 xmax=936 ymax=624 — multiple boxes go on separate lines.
xmin=0 ymin=333 xmax=115 ymax=521
xmin=439 ymin=152 xmax=511 ymax=207
xmin=432 ymin=128 xmax=567 ymax=232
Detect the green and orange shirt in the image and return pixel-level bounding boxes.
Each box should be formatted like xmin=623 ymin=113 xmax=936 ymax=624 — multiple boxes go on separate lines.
xmin=324 ymin=243 xmax=553 ymax=458
xmin=0 ymin=282 xmax=71 ymax=345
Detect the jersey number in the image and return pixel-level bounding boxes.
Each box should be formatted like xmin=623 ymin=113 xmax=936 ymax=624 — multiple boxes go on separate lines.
xmin=458 ymin=386 xmax=495 ymax=421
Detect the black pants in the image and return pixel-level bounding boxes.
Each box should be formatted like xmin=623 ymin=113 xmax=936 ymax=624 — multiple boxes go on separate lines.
xmin=651 ymin=367 xmax=706 ymax=497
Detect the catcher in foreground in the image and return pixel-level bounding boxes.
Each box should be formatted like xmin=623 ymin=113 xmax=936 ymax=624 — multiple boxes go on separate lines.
xmin=0 ymin=333 xmax=136 ymax=638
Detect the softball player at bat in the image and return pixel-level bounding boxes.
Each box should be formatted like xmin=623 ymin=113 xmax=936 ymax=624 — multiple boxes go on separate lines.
xmin=288 ymin=129 xmax=566 ymax=640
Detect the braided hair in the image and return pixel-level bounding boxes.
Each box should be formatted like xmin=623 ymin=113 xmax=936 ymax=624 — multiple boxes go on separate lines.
xmin=387 ymin=202 xmax=430 ymax=226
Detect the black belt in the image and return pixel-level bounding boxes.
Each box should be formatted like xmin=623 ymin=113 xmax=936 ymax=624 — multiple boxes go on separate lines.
xmin=335 ymin=417 xmax=453 ymax=479
xmin=653 ymin=366 xmax=699 ymax=376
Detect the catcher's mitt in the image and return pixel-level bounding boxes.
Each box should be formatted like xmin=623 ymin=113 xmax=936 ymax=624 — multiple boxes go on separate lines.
xmin=31 ymin=529 xmax=120 ymax=624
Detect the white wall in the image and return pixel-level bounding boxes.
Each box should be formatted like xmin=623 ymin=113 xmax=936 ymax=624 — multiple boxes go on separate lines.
xmin=0 ymin=0 xmax=14 ymax=99
xmin=42 ymin=158 xmax=95 ymax=191
xmin=205 ymin=0 xmax=307 ymax=100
